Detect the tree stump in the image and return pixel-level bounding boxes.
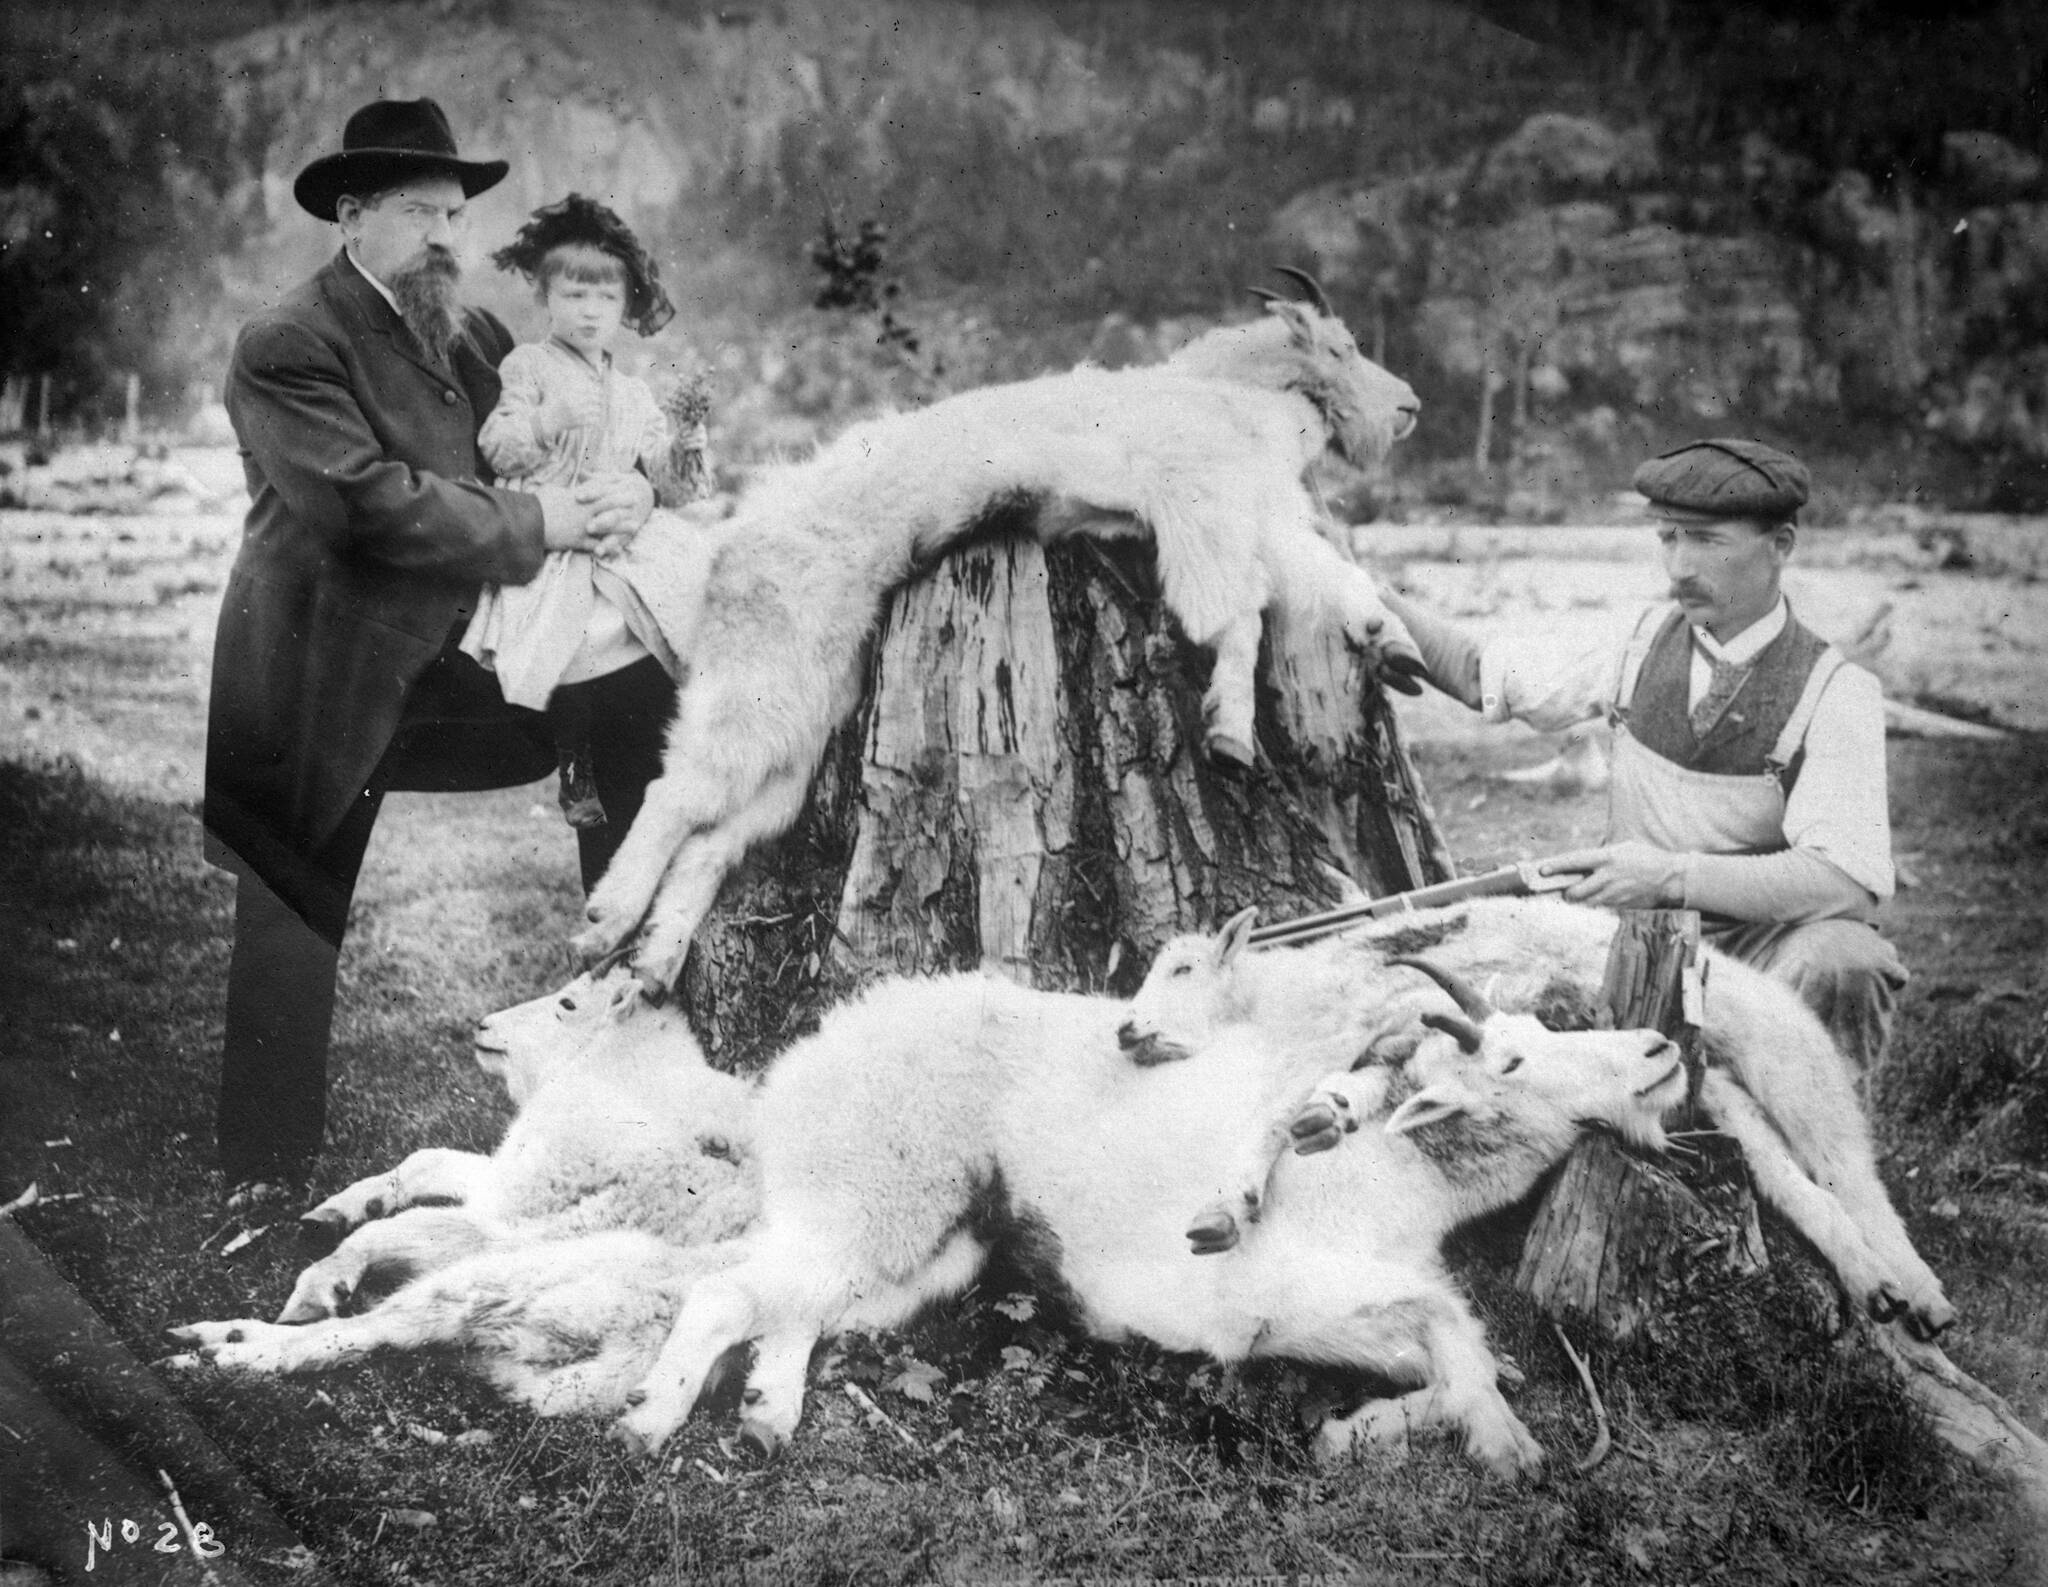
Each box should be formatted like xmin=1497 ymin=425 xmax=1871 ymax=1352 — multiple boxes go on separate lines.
xmin=1515 ymin=909 xmax=1767 ymax=1337
xmin=676 ymin=529 xmax=1453 ymax=1063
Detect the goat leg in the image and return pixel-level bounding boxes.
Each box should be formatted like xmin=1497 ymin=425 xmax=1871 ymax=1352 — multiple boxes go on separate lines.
xmin=298 ymin=1148 xmax=494 ymax=1248
xmin=1186 ymin=1071 xmax=1368 ymax=1256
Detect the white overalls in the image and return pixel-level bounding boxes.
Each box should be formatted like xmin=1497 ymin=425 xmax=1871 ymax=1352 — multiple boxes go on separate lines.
xmin=1602 ymin=607 xmax=1906 ymax=1077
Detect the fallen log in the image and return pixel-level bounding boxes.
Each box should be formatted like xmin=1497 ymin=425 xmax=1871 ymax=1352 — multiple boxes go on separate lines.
xmin=1883 ymin=698 xmax=2011 ymax=741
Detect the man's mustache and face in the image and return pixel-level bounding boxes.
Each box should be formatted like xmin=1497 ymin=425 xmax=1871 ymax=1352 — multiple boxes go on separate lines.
xmin=340 ymin=175 xmax=472 ymax=365
xmin=1656 ymin=515 xmax=1794 ymax=641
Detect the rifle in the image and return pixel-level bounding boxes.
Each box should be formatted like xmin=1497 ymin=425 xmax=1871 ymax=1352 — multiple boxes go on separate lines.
xmin=1246 ymin=858 xmax=1581 ymax=950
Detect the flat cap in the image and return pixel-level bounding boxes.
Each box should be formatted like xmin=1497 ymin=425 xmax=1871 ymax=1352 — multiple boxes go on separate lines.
xmin=1632 ymin=438 xmax=1810 ymax=522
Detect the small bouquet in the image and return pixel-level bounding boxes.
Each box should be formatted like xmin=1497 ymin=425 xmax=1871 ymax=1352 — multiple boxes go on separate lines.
xmin=656 ymin=359 xmax=716 ymax=507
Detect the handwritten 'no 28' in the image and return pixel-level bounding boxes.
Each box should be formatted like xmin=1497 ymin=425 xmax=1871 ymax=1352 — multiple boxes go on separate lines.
xmin=84 ymin=1517 xmax=224 ymax=1571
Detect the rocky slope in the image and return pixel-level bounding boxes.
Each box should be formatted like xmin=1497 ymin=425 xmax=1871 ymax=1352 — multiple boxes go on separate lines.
xmin=16 ymin=0 xmax=2048 ymax=503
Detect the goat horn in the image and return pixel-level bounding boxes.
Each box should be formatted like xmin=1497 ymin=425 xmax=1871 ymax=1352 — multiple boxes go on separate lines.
xmin=1246 ymin=286 xmax=1283 ymax=305
xmin=1274 ymin=265 xmax=1334 ymax=316
xmin=1390 ymin=956 xmax=1496 ymax=1023
xmin=1421 ymin=1009 xmax=1485 ymax=1055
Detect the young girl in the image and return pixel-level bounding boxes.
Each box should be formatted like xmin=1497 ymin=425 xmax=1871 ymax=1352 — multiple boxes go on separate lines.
xmin=462 ymin=194 xmax=710 ymax=830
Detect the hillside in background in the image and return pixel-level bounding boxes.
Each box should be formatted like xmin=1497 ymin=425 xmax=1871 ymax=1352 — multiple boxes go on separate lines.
xmin=4 ymin=0 xmax=2047 ymax=508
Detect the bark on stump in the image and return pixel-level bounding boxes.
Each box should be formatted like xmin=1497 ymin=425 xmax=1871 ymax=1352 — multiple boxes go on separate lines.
xmin=677 ymin=530 xmax=1453 ymax=1062
xmin=1515 ymin=909 xmax=1767 ymax=1337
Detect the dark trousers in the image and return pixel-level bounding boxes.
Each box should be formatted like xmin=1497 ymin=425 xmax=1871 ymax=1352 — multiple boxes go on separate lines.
xmin=216 ymin=652 xmax=677 ymax=1183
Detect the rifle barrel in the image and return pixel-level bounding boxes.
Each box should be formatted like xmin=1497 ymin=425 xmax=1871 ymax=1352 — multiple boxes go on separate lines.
xmin=1245 ymin=861 xmax=1571 ymax=948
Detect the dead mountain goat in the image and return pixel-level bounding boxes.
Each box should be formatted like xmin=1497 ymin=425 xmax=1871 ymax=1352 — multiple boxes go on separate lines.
xmin=1118 ymin=896 xmax=1955 ymax=1341
xmin=574 ymin=276 xmax=1427 ymax=986
xmin=168 ymin=957 xmax=1671 ymax=1473
xmin=165 ymin=969 xmax=758 ymax=1415
xmin=609 ymin=968 xmax=1686 ymax=1479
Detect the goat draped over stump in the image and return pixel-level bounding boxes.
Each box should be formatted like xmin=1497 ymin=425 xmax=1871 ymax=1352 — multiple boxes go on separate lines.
xmin=590 ymin=275 xmax=1455 ymax=1049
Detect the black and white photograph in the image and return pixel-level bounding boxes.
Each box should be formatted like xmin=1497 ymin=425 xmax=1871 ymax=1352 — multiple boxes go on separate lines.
xmin=2 ymin=1 xmax=2044 ymax=1581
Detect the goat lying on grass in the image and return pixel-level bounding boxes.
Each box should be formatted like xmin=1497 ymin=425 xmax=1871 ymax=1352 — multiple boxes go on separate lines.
xmin=165 ymin=969 xmax=756 ymax=1414
xmin=608 ymin=968 xmax=1685 ymax=1478
xmin=574 ymin=276 xmax=1427 ymax=987
xmin=167 ymin=1230 xmax=735 ymax=1417
xmin=1119 ymin=897 xmax=1955 ymax=1342
xmin=169 ymin=961 xmax=1675 ymax=1476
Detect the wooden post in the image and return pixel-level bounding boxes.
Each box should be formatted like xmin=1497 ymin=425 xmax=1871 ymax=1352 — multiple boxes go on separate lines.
xmin=122 ymin=371 xmax=141 ymax=445
xmin=1515 ymin=908 xmax=1766 ymax=1337
xmin=36 ymin=372 xmax=51 ymax=440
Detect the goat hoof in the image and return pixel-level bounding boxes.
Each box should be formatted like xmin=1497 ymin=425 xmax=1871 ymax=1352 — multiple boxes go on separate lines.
xmin=1186 ymin=1211 xmax=1240 ymax=1255
xmin=1377 ymin=650 xmax=1429 ymax=696
xmin=1867 ymin=1286 xmax=1907 ymax=1325
xmin=608 ymin=1419 xmax=659 ymax=1458
xmin=1905 ymin=1297 xmax=1958 ymax=1341
xmin=623 ymin=1387 xmax=648 ymax=1408
xmin=1204 ymin=732 xmax=1255 ymax=770
xmin=1290 ymin=1104 xmax=1343 ymax=1154
xmin=735 ymin=1419 xmax=785 ymax=1462
xmin=1472 ymin=1434 xmax=1548 ymax=1483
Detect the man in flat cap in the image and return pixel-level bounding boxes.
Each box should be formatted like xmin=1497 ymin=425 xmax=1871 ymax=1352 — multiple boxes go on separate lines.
xmin=204 ymin=99 xmax=674 ymax=1208
xmin=1385 ymin=437 xmax=1906 ymax=1081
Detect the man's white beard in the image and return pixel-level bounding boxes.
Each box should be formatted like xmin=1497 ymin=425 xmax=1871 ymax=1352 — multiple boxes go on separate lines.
xmin=392 ymin=250 xmax=465 ymax=367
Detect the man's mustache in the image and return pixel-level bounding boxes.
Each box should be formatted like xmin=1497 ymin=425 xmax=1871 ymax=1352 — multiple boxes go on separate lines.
xmin=395 ymin=247 xmax=460 ymax=282
xmin=1668 ymin=583 xmax=1710 ymax=603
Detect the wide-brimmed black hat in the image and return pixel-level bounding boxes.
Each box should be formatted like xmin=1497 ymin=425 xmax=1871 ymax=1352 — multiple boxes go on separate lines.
xmin=492 ymin=194 xmax=676 ymax=337
xmin=294 ymin=98 xmax=509 ymax=222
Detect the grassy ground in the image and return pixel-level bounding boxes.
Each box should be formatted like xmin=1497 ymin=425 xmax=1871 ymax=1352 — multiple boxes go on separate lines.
xmin=3 ymin=473 xmax=2045 ymax=1582
xmin=1 ymin=724 xmax=2043 ymax=1583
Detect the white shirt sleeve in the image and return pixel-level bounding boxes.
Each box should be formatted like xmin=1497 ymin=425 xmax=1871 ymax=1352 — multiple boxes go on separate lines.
xmin=1779 ymin=660 xmax=1895 ymax=902
xmin=1680 ymin=847 xmax=1877 ymax=922
xmin=1476 ymin=630 xmax=1623 ymax=733
xmin=478 ymin=345 xmax=550 ymax=481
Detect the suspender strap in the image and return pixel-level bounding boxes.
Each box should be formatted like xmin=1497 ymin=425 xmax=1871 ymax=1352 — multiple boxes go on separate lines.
xmin=1766 ymin=645 xmax=1846 ymax=781
xmin=1610 ymin=605 xmax=1675 ymax=719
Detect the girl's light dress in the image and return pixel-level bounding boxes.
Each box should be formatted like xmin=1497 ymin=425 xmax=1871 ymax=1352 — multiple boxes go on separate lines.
xmin=461 ymin=338 xmax=672 ymax=707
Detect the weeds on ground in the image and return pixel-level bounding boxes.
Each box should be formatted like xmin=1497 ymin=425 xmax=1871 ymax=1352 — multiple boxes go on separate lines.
xmin=1 ymin=753 xmax=2034 ymax=1584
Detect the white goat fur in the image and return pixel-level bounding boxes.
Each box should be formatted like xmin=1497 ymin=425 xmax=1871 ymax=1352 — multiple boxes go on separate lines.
xmin=174 ymin=963 xmax=1676 ymax=1470
xmin=609 ymin=971 xmax=1687 ymax=1478
xmin=166 ymin=970 xmax=758 ymax=1414
xmin=1119 ymin=896 xmax=1955 ymax=1340
xmin=574 ymin=300 xmax=1422 ymax=985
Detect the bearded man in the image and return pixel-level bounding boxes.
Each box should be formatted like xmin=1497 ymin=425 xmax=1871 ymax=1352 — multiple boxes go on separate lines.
xmin=1385 ymin=438 xmax=1907 ymax=1081
xmin=204 ymin=100 xmax=674 ymax=1207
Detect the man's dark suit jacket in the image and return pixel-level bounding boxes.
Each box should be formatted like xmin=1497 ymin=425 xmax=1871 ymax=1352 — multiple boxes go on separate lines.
xmin=205 ymin=250 xmax=555 ymax=913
